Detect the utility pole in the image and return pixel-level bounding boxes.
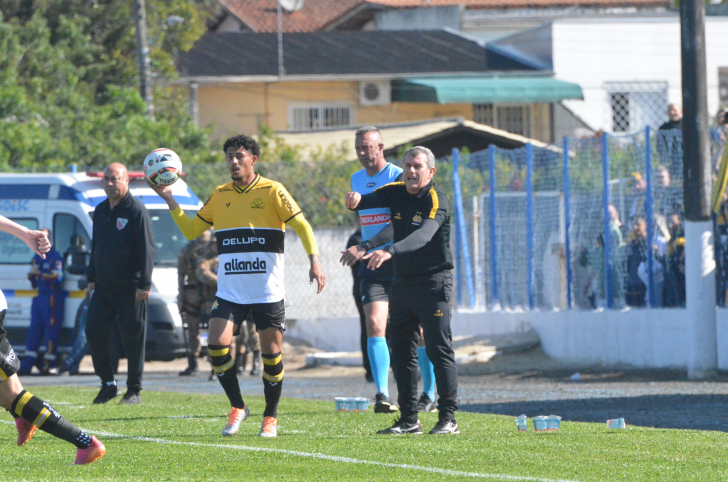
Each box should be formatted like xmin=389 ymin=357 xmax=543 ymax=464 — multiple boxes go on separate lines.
xmin=133 ymin=0 xmax=154 ymax=119
xmin=680 ymin=0 xmax=716 ymax=379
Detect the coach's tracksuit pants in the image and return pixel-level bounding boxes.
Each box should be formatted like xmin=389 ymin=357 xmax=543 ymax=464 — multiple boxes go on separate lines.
xmin=86 ymin=287 xmax=147 ymax=393
xmin=389 ymin=271 xmax=458 ymax=423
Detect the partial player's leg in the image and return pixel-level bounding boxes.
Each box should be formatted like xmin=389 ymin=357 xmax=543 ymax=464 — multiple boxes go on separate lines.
xmin=416 ymin=330 xmax=437 ymax=412
xmin=362 ymin=277 xmax=397 ymax=413
xmin=0 ymin=309 xmax=105 ymax=464
xmin=252 ymin=300 xmax=286 ymax=438
xmin=208 ymin=298 xmax=249 ymax=436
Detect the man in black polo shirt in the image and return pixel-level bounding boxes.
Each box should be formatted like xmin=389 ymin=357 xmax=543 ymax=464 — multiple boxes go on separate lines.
xmin=345 ymin=146 xmax=459 ymax=435
xmin=86 ymin=163 xmax=155 ymax=405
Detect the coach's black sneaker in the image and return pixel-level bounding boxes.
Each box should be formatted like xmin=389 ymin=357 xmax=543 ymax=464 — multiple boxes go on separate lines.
xmin=119 ymin=391 xmax=141 ymax=405
xmin=92 ymin=382 xmax=118 ymax=404
xmin=377 ymin=418 xmax=423 ymax=435
xmin=428 ymin=419 xmax=460 ymax=435
xmin=416 ymin=393 xmax=438 ymax=413
xmin=374 ymin=393 xmax=398 ymax=413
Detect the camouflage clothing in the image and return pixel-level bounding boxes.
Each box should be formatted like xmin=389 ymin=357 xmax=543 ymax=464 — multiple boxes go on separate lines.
xmin=178 ymin=237 xmax=209 ymax=356
xmin=196 ymin=242 xmax=219 ymax=322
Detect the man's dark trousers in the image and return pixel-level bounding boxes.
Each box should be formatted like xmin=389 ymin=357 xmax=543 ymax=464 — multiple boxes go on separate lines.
xmin=389 ymin=271 xmax=457 ymax=423
xmin=86 ymin=287 xmax=147 ymax=393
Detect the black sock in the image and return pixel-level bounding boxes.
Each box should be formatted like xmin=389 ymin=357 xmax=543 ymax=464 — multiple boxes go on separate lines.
xmin=262 ymin=352 xmax=283 ymax=418
xmin=11 ymin=390 xmax=92 ymax=449
xmin=209 ymin=344 xmax=245 ymax=409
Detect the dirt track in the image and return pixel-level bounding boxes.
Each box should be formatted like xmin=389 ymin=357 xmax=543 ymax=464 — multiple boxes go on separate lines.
xmin=21 ymin=342 xmax=728 ymax=433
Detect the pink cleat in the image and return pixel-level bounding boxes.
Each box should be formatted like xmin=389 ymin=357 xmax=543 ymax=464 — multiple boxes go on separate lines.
xmin=73 ymin=436 xmax=106 ymax=465
xmin=15 ymin=418 xmax=37 ymax=447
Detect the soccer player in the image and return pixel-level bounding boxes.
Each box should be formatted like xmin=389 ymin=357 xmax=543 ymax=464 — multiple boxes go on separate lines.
xmin=340 ymin=126 xmax=436 ymax=414
xmin=346 ymin=146 xmax=459 ymax=435
xmin=147 ymin=134 xmax=326 ymax=438
xmin=0 ymin=215 xmax=105 ymax=464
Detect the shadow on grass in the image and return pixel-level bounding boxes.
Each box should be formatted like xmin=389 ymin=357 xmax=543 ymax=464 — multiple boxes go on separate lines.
xmin=460 ymin=394 xmax=728 ymax=432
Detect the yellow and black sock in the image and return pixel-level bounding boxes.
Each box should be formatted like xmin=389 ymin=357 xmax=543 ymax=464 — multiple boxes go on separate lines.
xmin=11 ymin=390 xmax=91 ymax=449
xmin=209 ymin=344 xmax=245 ymax=409
xmin=262 ymin=352 xmax=283 ymax=418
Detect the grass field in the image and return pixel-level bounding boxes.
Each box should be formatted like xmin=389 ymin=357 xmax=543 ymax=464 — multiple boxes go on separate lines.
xmin=2 ymin=387 xmax=727 ymax=481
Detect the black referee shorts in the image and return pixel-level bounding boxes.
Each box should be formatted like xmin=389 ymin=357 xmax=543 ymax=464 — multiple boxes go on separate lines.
xmin=209 ymin=297 xmax=286 ymax=334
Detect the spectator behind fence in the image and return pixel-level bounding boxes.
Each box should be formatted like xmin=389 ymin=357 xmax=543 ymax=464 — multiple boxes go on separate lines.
xmin=628 ymin=172 xmax=647 ymax=222
xmin=657 ymin=103 xmax=683 ymax=179
xmin=653 ymin=165 xmax=680 ymax=218
xmin=86 ymin=163 xmax=155 ymax=405
xmin=638 ymin=214 xmax=670 ymax=307
xmin=599 ymin=204 xmax=626 ymax=308
xmin=572 ymin=247 xmax=596 ymax=309
xmin=177 ymin=229 xmax=212 ymax=377
xmin=664 ymin=213 xmax=686 ymax=307
xmin=625 ymin=217 xmax=648 ymax=307
xmin=19 ymin=228 xmax=66 ymax=376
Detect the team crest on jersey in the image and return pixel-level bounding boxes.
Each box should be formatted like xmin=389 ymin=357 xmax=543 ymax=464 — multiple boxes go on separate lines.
xmin=412 ymin=214 xmax=422 ymax=225
xmin=212 ymin=300 xmax=219 ymax=310
xmin=394 ymin=212 xmax=401 ymax=220
xmin=251 ymin=198 xmax=265 ymax=209
xmin=117 ymin=218 xmax=128 ymax=230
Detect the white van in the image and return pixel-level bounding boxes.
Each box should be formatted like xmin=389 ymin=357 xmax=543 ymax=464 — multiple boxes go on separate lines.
xmin=0 ymin=170 xmax=203 ymax=362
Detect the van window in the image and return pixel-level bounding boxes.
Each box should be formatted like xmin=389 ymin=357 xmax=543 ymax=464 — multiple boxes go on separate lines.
xmin=54 ymin=213 xmax=91 ymax=258
xmin=0 ymin=218 xmax=39 ymax=264
xmin=149 ymin=209 xmax=199 ymax=267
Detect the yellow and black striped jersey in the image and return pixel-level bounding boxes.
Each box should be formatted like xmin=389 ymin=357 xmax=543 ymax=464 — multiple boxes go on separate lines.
xmin=173 ymin=174 xmax=314 ymax=305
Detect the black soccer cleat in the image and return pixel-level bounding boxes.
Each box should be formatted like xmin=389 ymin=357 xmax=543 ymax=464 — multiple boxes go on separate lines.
xmin=92 ymin=383 xmax=119 ymax=404
xmin=377 ymin=418 xmax=423 ymax=435
xmin=416 ymin=393 xmax=438 ymax=413
xmin=119 ymin=391 xmax=141 ymax=405
xmin=374 ymin=393 xmax=398 ymax=413
xmin=428 ymin=419 xmax=460 ymax=435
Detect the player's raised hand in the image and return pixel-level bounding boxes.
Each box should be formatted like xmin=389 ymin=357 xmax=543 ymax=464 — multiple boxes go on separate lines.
xmin=345 ymin=192 xmax=361 ymax=210
xmin=145 ymin=179 xmax=174 ymax=199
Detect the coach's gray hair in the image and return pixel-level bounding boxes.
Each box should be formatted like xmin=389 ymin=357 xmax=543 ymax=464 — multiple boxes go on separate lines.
xmin=404 ymin=146 xmax=436 ymax=168
xmin=355 ymin=126 xmax=382 ymax=138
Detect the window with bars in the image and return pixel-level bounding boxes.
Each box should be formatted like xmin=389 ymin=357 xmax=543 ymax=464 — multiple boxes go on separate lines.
xmin=605 ymin=81 xmax=668 ymax=133
xmin=289 ymin=103 xmax=353 ymax=131
xmin=473 ymin=103 xmax=531 ymax=137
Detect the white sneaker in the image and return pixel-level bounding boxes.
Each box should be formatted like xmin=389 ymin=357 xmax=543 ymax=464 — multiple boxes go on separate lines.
xmin=222 ymin=405 xmax=249 ymax=436
xmin=259 ymin=416 xmax=278 ymax=438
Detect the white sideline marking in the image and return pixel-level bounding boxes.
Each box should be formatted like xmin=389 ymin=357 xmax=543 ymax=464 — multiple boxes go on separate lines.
xmin=91 ymin=429 xmax=578 ymax=482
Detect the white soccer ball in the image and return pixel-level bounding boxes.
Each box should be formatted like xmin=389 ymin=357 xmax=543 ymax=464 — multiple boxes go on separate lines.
xmin=143 ymin=148 xmax=182 ymax=186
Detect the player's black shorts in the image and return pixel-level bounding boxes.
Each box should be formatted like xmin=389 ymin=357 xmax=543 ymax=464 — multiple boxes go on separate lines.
xmin=209 ymin=297 xmax=286 ymax=334
xmin=0 ymin=310 xmax=20 ymax=382
xmin=360 ymin=277 xmax=391 ymax=305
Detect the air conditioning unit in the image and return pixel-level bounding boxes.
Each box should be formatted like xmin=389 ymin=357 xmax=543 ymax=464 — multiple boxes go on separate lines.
xmin=359 ymin=81 xmax=391 ymax=106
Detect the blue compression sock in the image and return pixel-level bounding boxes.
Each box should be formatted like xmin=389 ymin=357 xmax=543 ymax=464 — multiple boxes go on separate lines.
xmin=367 ymin=337 xmax=390 ymax=397
xmin=417 ymin=346 xmax=436 ymax=401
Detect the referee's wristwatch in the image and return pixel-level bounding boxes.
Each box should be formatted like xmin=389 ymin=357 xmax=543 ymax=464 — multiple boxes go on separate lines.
xmin=359 ymin=240 xmax=375 ymax=251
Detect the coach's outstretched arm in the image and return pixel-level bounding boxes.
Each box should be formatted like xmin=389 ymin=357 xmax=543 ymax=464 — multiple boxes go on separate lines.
xmin=147 ymin=181 xmax=208 ymax=240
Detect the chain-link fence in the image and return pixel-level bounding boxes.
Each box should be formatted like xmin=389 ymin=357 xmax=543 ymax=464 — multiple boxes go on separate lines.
xmin=454 ymin=127 xmax=728 ymax=312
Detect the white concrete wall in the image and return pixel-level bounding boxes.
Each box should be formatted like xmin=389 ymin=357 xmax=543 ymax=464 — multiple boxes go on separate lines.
xmin=553 ymin=17 xmax=728 ymax=131
xmin=288 ymin=308 xmax=728 ymax=370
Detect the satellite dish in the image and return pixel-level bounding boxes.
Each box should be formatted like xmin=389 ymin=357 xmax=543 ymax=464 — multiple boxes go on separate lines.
xmin=278 ymin=0 xmax=304 ymax=12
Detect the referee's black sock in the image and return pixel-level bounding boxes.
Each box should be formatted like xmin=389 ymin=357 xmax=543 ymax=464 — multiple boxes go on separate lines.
xmin=11 ymin=390 xmax=92 ymax=449
xmin=209 ymin=344 xmax=246 ymax=409
xmin=262 ymin=352 xmax=283 ymax=418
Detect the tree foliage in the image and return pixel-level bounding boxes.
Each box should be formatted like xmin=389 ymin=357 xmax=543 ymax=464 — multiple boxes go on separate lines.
xmin=0 ymin=1 xmax=218 ymax=172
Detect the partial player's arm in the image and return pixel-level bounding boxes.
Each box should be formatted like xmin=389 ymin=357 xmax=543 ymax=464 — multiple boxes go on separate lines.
xmin=339 ymin=223 xmax=393 ymax=266
xmin=147 ymin=180 xmax=211 ymax=240
xmin=274 ymin=184 xmax=326 ymax=293
xmin=345 ymin=183 xmax=397 ymax=211
xmin=0 ymin=215 xmax=51 ymax=258
xmin=195 ymin=258 xmax=217 ymax=286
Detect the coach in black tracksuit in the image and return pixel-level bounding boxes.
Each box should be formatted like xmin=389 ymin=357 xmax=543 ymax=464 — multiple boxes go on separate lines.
xmin=86 ymin=163 xmax=155 ymax=405
xmin=346 ymin=146 xmax=459 ymax=435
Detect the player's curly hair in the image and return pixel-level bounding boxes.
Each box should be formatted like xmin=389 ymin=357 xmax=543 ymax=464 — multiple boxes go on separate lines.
xmin=222 ymin=135 xmax=260 ymax=157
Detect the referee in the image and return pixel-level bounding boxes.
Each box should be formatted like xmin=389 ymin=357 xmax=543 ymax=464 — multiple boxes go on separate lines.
xmin=345 ymin=146 xmax=458 ymax=435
